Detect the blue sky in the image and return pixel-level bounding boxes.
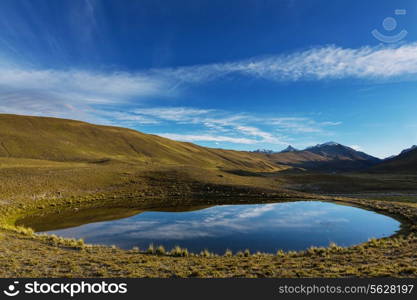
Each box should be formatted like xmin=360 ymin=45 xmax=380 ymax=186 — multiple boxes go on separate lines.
xmin=0 ymin=0 xmax=417 ymax=158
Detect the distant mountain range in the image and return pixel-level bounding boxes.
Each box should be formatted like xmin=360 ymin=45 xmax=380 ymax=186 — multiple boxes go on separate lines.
xmin=0 ymin=114 xmax=416 ymax=174
xmin=260 ymin=142 xmax=382 ymax=172
xmin=207 ymin=141 xmax=417 ymax=173
xmin=262 ymin=142 xmax=417 ymax=173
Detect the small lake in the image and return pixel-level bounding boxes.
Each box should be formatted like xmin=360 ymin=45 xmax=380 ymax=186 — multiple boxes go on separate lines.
xmin=24 ymin=201 xmax=400 ymax=254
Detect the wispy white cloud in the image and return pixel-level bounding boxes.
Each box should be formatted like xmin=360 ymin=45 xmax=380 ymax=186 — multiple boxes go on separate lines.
xmin=0 ymin=67 xmax=170 ymax=124
xmin=267 ymin=117 xmax=342 ymax=134
xmin=161 ymin=43 xmax=417 ymax=83
xmin=134 ymin=107 xmax=214 ymax=122
xmin=1 ymin=43 xmax=417 ymax=124
xmin=93 ymin=106 xmax=339 ymax=146
xmin=321 ymin=121 xmax=342 ymax=126
xmin=132 ymin=107 xmax=288 ymax=145
xmin=350 ymin=145 xmax=363 ymax=151
xmin=268 ymin=117 xmax=319 ymax=133
xmin=0 ymin=69 xmax=165 ymax=103
xmin=236 ymin=204 xmax=276 ymax=218
xmin=158 ymin=133 xmax=257 ymax=144
xmin=0 ymin=71 xmax=339 ymax=146
xmin=2 ymin=43 xmax=412 ymax=151
xmin=97 ymin=111 xmax=160 ymax=125
xmin=236 ymin=125 xmax=285 ymax=144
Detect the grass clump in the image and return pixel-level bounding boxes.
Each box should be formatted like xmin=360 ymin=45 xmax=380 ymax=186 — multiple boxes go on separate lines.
xmin=39 ymin=234 xmax=85 ymax=249
xmin=155 ymin=245 xmax=166 ymax=255
xmin=169 ymin=246 xmax=189 ymax=257
xmin=306 ymin=246 xmax=326 ymax=256
xmin=224 ymin=249 xmax=233 ymax=257
xmin=200 ymin=249 xmax=213 ymax=258
xmin=146 ymin=244 xmax=155 ymax=254
xmin=328 ymin=242 xmax=343 ymax=252
xmin=76 ymin=238 xmax=85 ymax=248
xmin=368 ymin=238 xmax=380 ymax=247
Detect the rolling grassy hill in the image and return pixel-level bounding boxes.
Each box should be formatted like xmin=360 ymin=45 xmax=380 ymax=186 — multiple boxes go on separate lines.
xmin=0 ymin=114 xmax=386 ymax=174
xmin=371 ymin=147 xmax=417 ymax=173
xmin=2 ymin=113 xmax=413 ymax=205
xmin=0 ymin=114 xmax=284 ymax=172
xmin=1 ymin=114 xmax=312 ymax=207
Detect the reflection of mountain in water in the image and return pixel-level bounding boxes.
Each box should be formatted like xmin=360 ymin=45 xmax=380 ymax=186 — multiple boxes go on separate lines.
xmin=17 ymin=205 xmax=213 ymax=232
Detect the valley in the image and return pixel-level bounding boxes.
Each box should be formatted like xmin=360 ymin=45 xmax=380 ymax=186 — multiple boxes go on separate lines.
xmin=1 ymin=114 xmax=417 ymax=277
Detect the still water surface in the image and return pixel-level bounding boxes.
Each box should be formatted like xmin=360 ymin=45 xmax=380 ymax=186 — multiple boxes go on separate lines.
xmin=31 ymin=201 xmax=399 ymax=253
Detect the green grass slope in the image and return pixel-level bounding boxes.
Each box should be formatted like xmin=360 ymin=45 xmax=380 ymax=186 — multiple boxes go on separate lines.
xmin=0 ymin=114 xmax=284 ymax=172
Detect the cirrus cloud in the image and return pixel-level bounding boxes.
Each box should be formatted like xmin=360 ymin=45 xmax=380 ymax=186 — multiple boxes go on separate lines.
xmin=1 ymin=43 xmax=417 ymax=123
xmin=157 ymin=133 xmax=257 ymax=144
xmin=0 ymin=43 xmax=415 ymax=152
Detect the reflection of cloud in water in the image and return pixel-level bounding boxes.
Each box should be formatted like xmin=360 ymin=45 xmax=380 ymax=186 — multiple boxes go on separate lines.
xmin=127 ymin=224 xmax=215 ymax=239
xmin=236 ymin=204 xmax=276 ymax=218
xmin=65 ymin=202 xmax=354 ymax=241
xmin=45 ymin=201 xmax=400 ymax=252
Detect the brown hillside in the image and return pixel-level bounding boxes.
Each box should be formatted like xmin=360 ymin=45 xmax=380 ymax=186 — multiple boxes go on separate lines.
xmin=0 ymin=114 xmax=284 ymax=172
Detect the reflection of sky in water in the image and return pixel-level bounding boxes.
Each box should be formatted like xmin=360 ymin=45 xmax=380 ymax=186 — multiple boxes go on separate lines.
xmin=45 ymin=201 xmax=400 ymax=253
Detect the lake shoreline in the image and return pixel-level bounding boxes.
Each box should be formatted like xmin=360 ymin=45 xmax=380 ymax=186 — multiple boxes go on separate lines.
xmin=1 ymin=185 xmax=417 ymax=277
